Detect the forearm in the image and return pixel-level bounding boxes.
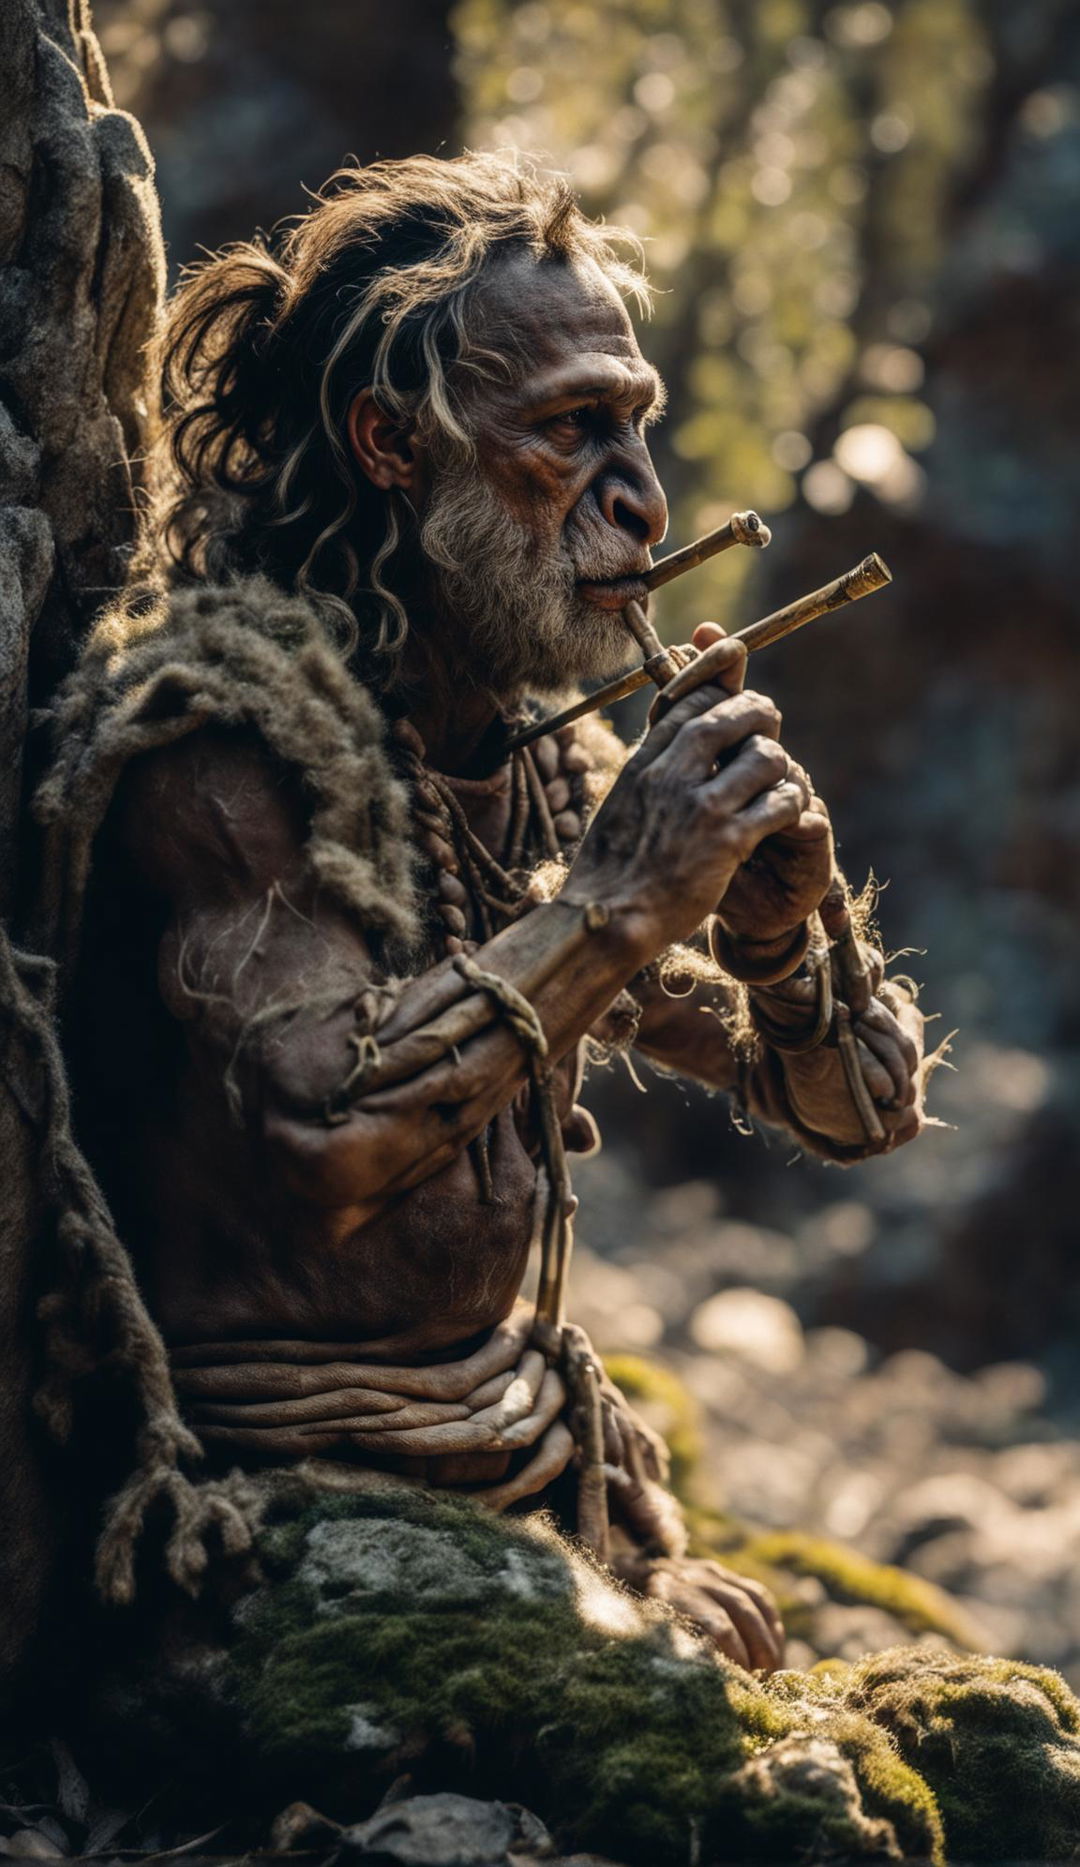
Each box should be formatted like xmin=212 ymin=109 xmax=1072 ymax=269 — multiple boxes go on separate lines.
xmin=621 ymin=930 xmax=927 ymax=1163
xmin=628 ymin=952 xmax=742 ymax=1092
xmin=265 ymin=897 xmax=648 ymax=1209
xmin=740 ymin=966 xmax=926 ymax=1161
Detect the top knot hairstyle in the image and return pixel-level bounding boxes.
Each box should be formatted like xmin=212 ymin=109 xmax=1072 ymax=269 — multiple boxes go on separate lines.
xmin=144 ymin=151 xmax=650 ymax=675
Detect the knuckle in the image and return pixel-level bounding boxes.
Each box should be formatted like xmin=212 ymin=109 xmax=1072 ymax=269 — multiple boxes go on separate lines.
xmin=746 ymin=692 xmax=781 ymax=731
xmin=748 ymin=733 xmax=785 ymax=769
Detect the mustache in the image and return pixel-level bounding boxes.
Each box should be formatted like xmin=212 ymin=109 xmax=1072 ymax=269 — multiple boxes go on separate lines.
xmin=569 ymin=541 xmax=652 ymax=587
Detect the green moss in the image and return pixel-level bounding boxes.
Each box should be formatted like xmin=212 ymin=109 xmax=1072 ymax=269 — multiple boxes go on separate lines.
xmin=604 ymin=1354 xmax=704 ymax=1500
xmin=93 ymin=1477 xmax=1080 ymax=1866
xmin=225 ymin=1484 xmax=947 ymax=1865
xmin=847 ymin=1647 xmax=1080 ymax=1861
xmin=762 ymin=1671 xmax=944 ymax=1859
xmin=729 ymin=1529 xmax=983 ymax=1649
xmin=611 ymin=1357 xmax=977 ymax=1649
xmin=580 ymin=1357 xmax=1080 ymax=1855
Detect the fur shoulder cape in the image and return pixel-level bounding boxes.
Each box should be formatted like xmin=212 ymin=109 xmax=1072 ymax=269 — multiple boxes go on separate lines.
xmin=34 ymin=573 xmax=421 ymax=977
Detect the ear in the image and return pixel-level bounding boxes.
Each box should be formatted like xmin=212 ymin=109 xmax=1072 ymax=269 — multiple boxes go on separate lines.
xmin=346 ymin=388 xmax=419 ymax=492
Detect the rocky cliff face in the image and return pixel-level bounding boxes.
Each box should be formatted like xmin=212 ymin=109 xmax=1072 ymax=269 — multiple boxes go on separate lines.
xmin=0 ymin=0 xmax=165 ymax=1702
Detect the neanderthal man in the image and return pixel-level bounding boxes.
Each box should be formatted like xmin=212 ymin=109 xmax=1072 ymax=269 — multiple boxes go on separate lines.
xmin=37 ymin=153 xmax=926 ymax=1677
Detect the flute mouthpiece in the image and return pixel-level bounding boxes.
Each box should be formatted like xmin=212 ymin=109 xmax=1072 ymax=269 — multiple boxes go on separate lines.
xmin=731 ymin=510 xmax=772 ymax=548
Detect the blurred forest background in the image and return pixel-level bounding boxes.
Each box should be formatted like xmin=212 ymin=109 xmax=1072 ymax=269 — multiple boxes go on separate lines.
xmin=90 ymin=0 xmax=1080 ymax=1679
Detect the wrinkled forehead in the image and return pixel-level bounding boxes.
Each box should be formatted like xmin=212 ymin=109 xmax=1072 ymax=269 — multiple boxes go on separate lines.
xmin=466 ymin=249 xmax=653 ymax=402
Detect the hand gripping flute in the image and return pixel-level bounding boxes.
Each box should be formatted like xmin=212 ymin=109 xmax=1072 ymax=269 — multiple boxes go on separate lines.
xmin=503 ymin=510 xmax=894 ymax=1146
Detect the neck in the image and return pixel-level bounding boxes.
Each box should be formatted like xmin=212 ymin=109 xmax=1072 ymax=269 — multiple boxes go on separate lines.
xmin=409 ymin=683 xmax=504 ymax=775
xmin=395 ymin=624 xmax=512 ymax=776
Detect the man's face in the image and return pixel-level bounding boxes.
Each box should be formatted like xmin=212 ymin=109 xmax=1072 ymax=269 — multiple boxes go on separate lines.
xmin=418 ymin=251 xmax=669 ymax=701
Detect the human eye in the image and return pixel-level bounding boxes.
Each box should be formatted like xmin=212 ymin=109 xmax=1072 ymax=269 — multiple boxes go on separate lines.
xmin=546 ymin=404 xmax=597 ymax=442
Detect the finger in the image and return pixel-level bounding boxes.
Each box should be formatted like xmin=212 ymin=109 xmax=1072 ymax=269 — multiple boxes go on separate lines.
xmin=858 ymin=1001 xmax=920 ymax=1078
xmin=861 ymin=944 xmax=886 ymax=995
xmin=884 ymin=1105 xmax=922 ymax=1150
xmin=767 ymin=803 xmax=833 ymax=846
xmin=647 ymin=1571 xmax=750 ymax=1668
xmin=712 ymin=759 xmax=810 ymax=830
xmin=648 ymin=634 xmax=748 ymax=725
xmin=638 ymin=660 xmax=752 ymax=764
xmin=729 ymin=1572 xmax=786 ymax=1646
xmin=375 ymin=954 xmax=470 ymax=1044
xmin=716 ymin=780 xmax=805 ymax=852
xmin=819 ymin=880 xmax=848 ymax=940
xmin=856 ymin=1023 xmax=916 ymax=1108
xmin=855 ymin=1036 xmax=897 ymax=1106
xmin=693 ymin=1603 xmax=751 ymax=1670
xmin=719 ymin=1589 xmax=784 ymax=1673
xmin=661 ymin=694 xmax=783 ymax=779
xmin=699 ymin=735 xmax=791 ymax=809
xmin=691 ymin=621 xmax=727 ymax=652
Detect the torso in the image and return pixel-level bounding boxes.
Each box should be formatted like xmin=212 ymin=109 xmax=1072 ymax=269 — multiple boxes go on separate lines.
xmin=68 ymin=720 xmax=601 ymax=1365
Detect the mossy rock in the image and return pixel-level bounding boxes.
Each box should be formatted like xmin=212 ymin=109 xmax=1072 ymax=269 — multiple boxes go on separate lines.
xmin=227 ymin=1484 xmax=944 ymax=1865
xmin=847 ymin=1647 xmax=1080 ymax=1860
xmin=82 ymin=1479 xmax=1080 ymax=1862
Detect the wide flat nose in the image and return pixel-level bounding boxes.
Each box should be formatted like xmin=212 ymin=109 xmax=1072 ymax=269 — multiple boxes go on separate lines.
xmin=599 ymin=447 xmax=668 ymax=549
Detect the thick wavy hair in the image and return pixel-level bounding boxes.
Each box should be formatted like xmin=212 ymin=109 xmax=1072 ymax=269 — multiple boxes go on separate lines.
xmin=141 ymin=151 xmax=649 ymax=674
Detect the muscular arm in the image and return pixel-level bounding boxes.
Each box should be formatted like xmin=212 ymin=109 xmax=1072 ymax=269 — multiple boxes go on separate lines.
xmin=115 ymin=728 xmax=648 ymax=1233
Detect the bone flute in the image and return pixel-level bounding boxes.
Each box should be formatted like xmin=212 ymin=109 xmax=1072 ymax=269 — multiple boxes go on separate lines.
xmin=502 ymin=550 xmax=893 ymax=754
xmin=645 ymin=507 xmax=772 ymax=587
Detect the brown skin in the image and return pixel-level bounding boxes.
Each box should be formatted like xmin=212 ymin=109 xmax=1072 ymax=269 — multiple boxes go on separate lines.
xmin=78 ymin=250 xmax=925 ymax=1671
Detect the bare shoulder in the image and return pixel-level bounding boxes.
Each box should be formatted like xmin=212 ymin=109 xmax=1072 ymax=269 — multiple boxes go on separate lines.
xmin=109 ymin=724 xmax=311 ymax=910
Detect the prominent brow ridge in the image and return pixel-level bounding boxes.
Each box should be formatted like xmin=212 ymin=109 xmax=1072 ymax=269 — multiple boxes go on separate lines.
xmin=532 ymin=368 xmax=665 ymax=413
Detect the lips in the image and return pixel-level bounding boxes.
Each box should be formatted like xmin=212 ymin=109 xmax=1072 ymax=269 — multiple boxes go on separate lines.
xmin=576 ymin=573 xmax=650 ymax=611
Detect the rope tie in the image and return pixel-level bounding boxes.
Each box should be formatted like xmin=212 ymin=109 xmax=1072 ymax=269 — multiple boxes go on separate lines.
xmin=452 ymin=955 xmax=549 ymax=1062
xmin=0 ymin=933 xmax=262 ymax=1608
xmin=392 ymin=723 xmax=614 ymax=1554
xmin=451 ymin=954 xmax=609 ymax=1558
xmin=325 ymin=981 xmax=401 ymax=1120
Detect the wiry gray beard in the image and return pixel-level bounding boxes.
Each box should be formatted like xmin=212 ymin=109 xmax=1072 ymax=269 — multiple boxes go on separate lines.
xmin=418 ymin=459 xmax=638 ymax=703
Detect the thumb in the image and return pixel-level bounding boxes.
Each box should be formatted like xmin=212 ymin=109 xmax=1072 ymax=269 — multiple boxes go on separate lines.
xmin=692 ymin=621 xmax=728 ymax=652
